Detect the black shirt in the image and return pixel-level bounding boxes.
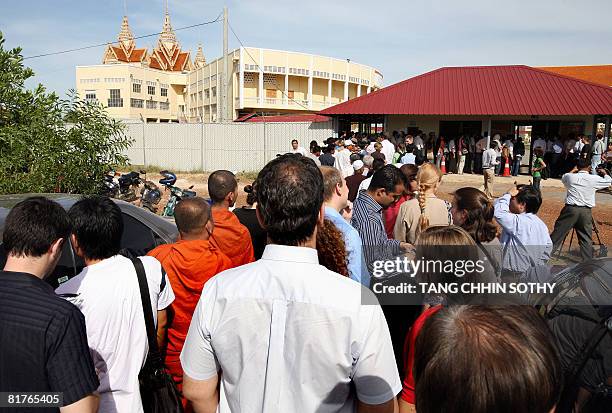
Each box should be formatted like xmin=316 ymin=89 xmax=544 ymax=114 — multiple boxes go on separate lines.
xmin=234 ymin=208 xmax=267 ymax=260
xmin=319 ymin=153 xmax=335 ymax=167
xmin=0 ymin=271 xmax=99 ymax=412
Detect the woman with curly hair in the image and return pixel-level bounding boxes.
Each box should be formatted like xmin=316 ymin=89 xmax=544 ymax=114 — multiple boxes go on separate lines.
xmin=450 ymin=187 xmax=502 ymax=280
xmin=316 ymin=219 xmax=349 ymax=277
xmin=393 ymin=163 xmax=452 ymax=244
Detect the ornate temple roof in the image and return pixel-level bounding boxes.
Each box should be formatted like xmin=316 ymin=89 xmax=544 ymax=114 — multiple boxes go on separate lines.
xmin=148 ymin=12 xmax=193 ymax=72
xmin=103 ymin=16 xmax=148 ymax=64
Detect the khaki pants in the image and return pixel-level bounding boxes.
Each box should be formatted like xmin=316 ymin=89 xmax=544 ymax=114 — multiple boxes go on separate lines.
xmin=483 ymin=168 xmax=495 ymax=198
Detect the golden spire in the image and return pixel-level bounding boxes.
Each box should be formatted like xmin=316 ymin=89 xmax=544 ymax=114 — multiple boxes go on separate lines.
xmin=194 ymin=44 xmax=206 ymax=68
xmin=160 ymin=0 xmax=177 ymax=47
xmin=118 ymin=15 xmax=135 ymax=47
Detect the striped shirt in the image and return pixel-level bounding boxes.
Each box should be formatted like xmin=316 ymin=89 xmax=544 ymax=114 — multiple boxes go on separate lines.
xmin=0 ymin=271 xmax=99 ymax=411
xmin=351 ymin=190 xmax=401 ymax=274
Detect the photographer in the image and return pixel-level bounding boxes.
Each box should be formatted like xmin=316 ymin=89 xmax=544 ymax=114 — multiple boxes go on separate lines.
xmin=550 ymin=158 xmax=612 ymax=260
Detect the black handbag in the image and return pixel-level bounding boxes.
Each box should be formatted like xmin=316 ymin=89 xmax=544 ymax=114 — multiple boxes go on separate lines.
xmin=132 ymin=257 xmax=184 ymax=413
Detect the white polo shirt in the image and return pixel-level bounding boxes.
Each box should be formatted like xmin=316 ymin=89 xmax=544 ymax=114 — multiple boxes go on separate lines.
xmin=56 ymin=255 xmax=174 ymax=413
xmin=181 ymin=244 xmax=401 ymax=413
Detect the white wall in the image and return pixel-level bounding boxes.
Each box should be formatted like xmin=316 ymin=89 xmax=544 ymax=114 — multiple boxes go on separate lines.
xmin=124 ymin=121 xmax=333 ymax=172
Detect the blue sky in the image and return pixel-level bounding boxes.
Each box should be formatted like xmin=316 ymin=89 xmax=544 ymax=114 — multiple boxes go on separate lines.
xmin=1 ymin=0 xmax=611 ymax=97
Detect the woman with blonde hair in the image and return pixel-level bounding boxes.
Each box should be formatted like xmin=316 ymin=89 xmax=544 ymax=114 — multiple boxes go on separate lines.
xmin=393 ymin=163 xmax=451 ymax=244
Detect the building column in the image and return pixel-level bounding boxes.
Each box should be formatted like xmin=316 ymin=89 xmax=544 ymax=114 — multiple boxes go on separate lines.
xmin=367 ymin=86 xmax=371 ymax=94
xmin=357 ymin=84 xmax=361 ymax=97
xmin=259 ymin=48 xmax=264 ymax=105
xmin=239 ymin=47 xmax=244 ymax=109
xmin=284 ymin=73 xmax=289 ymax=105
xmin=327 ymin=78 xmax=332 ymax=106
xmin=308 ymin=55 xmax=313 ymax=109
xmin=344 ymin=60 xmax=349 ymax=101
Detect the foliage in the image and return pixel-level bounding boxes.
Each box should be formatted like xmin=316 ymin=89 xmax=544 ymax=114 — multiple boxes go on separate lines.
xmin=0 ymin=32 xmax=132 ymax=194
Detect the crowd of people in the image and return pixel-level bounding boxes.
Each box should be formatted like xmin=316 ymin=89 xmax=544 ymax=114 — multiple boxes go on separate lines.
xmin=1 ymin=132 xmax=611 ymax=413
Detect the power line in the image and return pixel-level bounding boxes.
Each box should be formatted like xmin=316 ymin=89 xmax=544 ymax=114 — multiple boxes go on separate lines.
xmin=23 ymin=12 xmax=223 ymax=60
xmin=228 ymin=22 xmax=311 ymax=112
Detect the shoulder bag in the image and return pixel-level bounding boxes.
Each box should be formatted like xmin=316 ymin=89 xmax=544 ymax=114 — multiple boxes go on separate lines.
xmin=132 ymin=257 xmax=184 ymax=413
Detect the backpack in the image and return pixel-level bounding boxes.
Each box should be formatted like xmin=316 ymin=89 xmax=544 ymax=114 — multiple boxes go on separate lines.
xmin=538 ymin=258 xmax=612 ymax=413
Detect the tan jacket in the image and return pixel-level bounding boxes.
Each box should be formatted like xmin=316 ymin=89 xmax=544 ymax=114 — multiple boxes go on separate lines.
xmin=393 ymin=196 xmax=451 ymax=244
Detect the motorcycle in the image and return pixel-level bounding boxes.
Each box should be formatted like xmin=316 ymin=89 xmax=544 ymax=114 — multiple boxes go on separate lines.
xmin=159 ymin=170 xmax=197 ymax=217
xmin=116 ymin=170 xmax=145 ymax=202
xmin=101 ymin=170 xmax=119 ymax=198
xmin=139 ymin=180 xmax=162 ymax=213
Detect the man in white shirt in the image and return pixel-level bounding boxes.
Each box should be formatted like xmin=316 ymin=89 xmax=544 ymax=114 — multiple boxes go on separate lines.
xmin=380 ymin=134 xmax=396 ymax=165
xmin=550 ymin=158 xmax=612 ymax=260
xmin=181 ymin=154 xmax=400 ymax=413
xmin=413 ymin=134 xmax=425 ymax=159
xmin=290 ymin=139 xmax=307 ymax=156
xmin=482 ymin=143 xmax=499 ymax=199
xmin=56 ymin=196 xmax=175 ymax=413
xmin=334 ymin=139 xmax=354 ymax=178
xmin=591 ymin=134 xmax=606 ymax=175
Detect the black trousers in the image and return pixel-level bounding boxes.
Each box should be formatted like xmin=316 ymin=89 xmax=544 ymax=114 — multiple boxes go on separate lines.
xmin=550 ymin=204 xmax=593 ymax=260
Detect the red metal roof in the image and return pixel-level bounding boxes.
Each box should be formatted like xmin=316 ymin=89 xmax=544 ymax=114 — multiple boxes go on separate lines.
xmin=319 ymin=65 xmax=612 ymax=116
xmin=238 ymin=114 xmax=331 ymax=123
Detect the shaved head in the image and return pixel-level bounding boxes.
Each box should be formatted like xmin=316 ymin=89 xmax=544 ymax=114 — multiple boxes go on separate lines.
xmin=174 ymin=197 xmax=212 ymax=237
xmin=208 ymin=170 xmax=237 ymax=204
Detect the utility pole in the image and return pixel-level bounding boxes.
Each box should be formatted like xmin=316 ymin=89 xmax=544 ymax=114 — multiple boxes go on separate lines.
xmin=221 ymin=6 xmax=228 ymax=123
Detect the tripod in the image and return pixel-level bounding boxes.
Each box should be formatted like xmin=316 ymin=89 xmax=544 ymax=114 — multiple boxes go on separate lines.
xmin=558 ymin=216 xmax=608 ymax=259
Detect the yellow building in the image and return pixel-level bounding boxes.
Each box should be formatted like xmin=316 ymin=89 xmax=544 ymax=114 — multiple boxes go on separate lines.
xmin=76 ymin=12 xmax=383 ymax=122
xmin=186 ymin=47 xmax=383 ymax=122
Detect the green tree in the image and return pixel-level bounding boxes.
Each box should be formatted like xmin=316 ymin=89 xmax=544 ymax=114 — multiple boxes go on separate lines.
xmin=0 ymin=32 xmax=132 ymax=194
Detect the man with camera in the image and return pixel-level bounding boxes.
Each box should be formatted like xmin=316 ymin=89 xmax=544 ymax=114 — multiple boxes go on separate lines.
xmin=550 ymin=158 xmax=612 ymax=260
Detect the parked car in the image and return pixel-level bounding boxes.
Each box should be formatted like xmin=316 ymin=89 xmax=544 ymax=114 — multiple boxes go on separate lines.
xmin=0 ymin=194 xmax=178 ymax=288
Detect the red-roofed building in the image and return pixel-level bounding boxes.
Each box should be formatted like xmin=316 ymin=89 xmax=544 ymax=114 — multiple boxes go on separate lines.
xmin=320 ymin=65 xmax=612 ymax=145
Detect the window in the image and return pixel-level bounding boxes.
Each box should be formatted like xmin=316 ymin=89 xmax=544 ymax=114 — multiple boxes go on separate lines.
xmin=287 ymin=90 xmax=295 ymax=99
xmin=146 ymin=100 xmax=157 ymax=109
xmin=130 ymin=98 xmax=144 ymax=108
xmin=104 ymin=77 xmax=125 ymax=83
xmin=80 ymin=78 xmax=100 ymax=84
xmin=161 ymin=87 xmax=168 ymax=97
xmin=159 ymin=101 xmax=169 ymax=110
xmin=147 ymin=85 xmax=156 ymax=95
xmin=84 ymin=91 xmax=97 ymax=103
xmin=211 ymin=87 xmax=217 ymax=97
xmin=107 ymin=89 xmax=122 ymax=107
xmin=198 ymin=91 xmax=202 ymax=100
xmin=205 ymin=89 xmax=210 ymax=99
xmin=132 ymin=83 xmax=141 ymax=93
xmin=266 ymin=89 xmax=277 ymax=98
xmin=179 ymin=105 xmax=185 ymax=113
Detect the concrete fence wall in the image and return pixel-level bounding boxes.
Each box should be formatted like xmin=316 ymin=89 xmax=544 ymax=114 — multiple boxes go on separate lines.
xmin=124 ymin=121 xmax=334 ymax=172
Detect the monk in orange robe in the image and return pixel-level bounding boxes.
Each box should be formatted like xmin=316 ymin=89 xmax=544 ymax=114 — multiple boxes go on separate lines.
xmin=148 ymin=197 xmax=232 ymax=409
xmin=207 ymin=170 xmax=255 ymax=266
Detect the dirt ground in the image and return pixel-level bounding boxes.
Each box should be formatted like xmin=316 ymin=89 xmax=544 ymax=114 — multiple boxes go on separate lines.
xmin=135 ymin=170 xmax=612 ymax=248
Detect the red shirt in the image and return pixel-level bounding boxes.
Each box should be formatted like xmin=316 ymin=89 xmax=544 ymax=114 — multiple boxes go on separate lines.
xmin=401 ymin=305 xmax=442 ymax=404
xmin=383 ymin=194 xmax=412 ymax=238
